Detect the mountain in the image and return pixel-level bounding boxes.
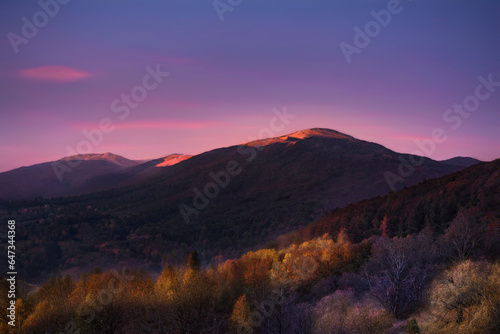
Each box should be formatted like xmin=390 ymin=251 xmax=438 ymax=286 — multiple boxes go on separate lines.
xmin=0 ymin=153 xmax=138 ymax=200
xmin=440 ymin=156 xmax=482 ymax=168
xmin=60 ymin=152 xmax=140 ymax=167
xmin=155 ymin=154 xmax=192 ymax=167
xmin=0 ymin=153 xmax=185 ymax=200
xmin=0 ymin=130 xmax=480 ymax=202
xmin=0 ymin=128 xmax=485 ymax=282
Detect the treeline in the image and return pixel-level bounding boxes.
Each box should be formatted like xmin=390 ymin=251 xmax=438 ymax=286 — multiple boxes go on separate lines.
xmin=275 ymin=159 xmax=499 ymax=247
xmin=1 ymin=207 xmax=499 ymax=333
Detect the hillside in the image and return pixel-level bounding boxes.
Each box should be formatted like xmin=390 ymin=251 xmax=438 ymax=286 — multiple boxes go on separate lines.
xmin=440 ymin=156 xmax=482 ymax=167
xmin=1 ymin=160 xmax=498 ymax=334
xmin=274 ymin=158 xmax=499 ymax=248
xmin=0 ymin=129 xmax=482 ymax=282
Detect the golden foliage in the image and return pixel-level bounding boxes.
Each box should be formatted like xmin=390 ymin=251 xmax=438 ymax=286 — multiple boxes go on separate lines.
xmin=424 ymin=260 xmax=500 ymax=334
xmin=230 ymin=294 xmax=252 ymax=332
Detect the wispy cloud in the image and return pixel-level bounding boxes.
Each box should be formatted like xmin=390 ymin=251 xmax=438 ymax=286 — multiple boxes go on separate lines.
xmin=115 ymin=120 xmax=225 ymax=130
xmin=70 ymin=120 xmax=225 ymax=130
xmin=18 ymin=66 xmax=92 ymax=82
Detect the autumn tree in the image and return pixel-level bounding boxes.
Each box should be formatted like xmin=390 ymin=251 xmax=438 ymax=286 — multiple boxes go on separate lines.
xmin=69 ymin=269 xmax=136 ymax=334
xmin=230 ymin=294 xmax=252 ymax=333
xmin=34 ymin=274 xmax=74 ymax=306
xmin=166 ymin=268 xmax=231 ymax=333
xmin=156 ymin=264 xmax=179 ymax=300
xmin=23 ymin=300 xmax=59 ymax=333
xmin=427 ymin=260 xmax=500 ymax=334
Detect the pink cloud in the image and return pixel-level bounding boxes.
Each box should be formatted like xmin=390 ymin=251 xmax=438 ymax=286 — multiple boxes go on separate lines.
xmin=69 ymin=120 xmax=226 ymax=130
xmin=18 ymin=66 xmax=92 ymax=82
xmin=115 ymin=120 xmax=225 ymax=130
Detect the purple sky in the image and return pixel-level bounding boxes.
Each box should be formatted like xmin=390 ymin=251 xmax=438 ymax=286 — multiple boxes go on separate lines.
xmin=1 ymin=0 xmax=499 ymax=172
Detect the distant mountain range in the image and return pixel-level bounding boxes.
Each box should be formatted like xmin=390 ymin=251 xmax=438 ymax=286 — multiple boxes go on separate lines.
xmin=0 ymin=153 xmax=184 ymax=200
xmin=0 ymin=128 xmax=481 ymax=201
xmin=439 ymin=156 xmax=484 ymax=167
xmin=0 ymin=128 xmax=489 ymax=282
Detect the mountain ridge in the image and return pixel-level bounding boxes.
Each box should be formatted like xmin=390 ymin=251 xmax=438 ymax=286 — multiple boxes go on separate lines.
xmin=0 ymin=128 xmax=489 ymax=281
xmin=60 ymin=152 xmax=141 ymax=168
xmin=0 ymin=128 xmax=483 ymax=201
xmin=440 ymin=156 xmax=483 ymax=168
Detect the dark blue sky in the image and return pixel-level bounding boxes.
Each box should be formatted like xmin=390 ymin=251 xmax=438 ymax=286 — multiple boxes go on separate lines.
xmin=0 ymin=0 xmax=499 ymax=171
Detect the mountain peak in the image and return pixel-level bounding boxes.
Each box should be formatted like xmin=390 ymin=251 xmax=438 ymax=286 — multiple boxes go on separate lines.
xmin=285 ymin=128 xmax=354 ymax=140
xmin=440 ymin=156 xmax=482 ymax=168
xmin=62 ymin=152 xmax=119 ymax=160
xmin=60 ymin=153 xmax=139 ymax=168
xmin=244 ymin=128 xmax=354 ymax=147
xmin=155 ymin=154 xmax=192 ymax=167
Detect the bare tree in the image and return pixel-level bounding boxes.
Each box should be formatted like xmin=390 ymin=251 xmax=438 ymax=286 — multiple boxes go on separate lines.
xmin=364 ymin=234 xmax=438 ymax=319
xmin=445 ymin=210 xmax=484 ymax=261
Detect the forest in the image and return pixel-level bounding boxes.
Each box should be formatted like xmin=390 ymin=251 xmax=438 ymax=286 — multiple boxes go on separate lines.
xmin=1 ymin=205 xmax=499 ymax=333
xmin=0 ymin=160 xmax=498 ymax=333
